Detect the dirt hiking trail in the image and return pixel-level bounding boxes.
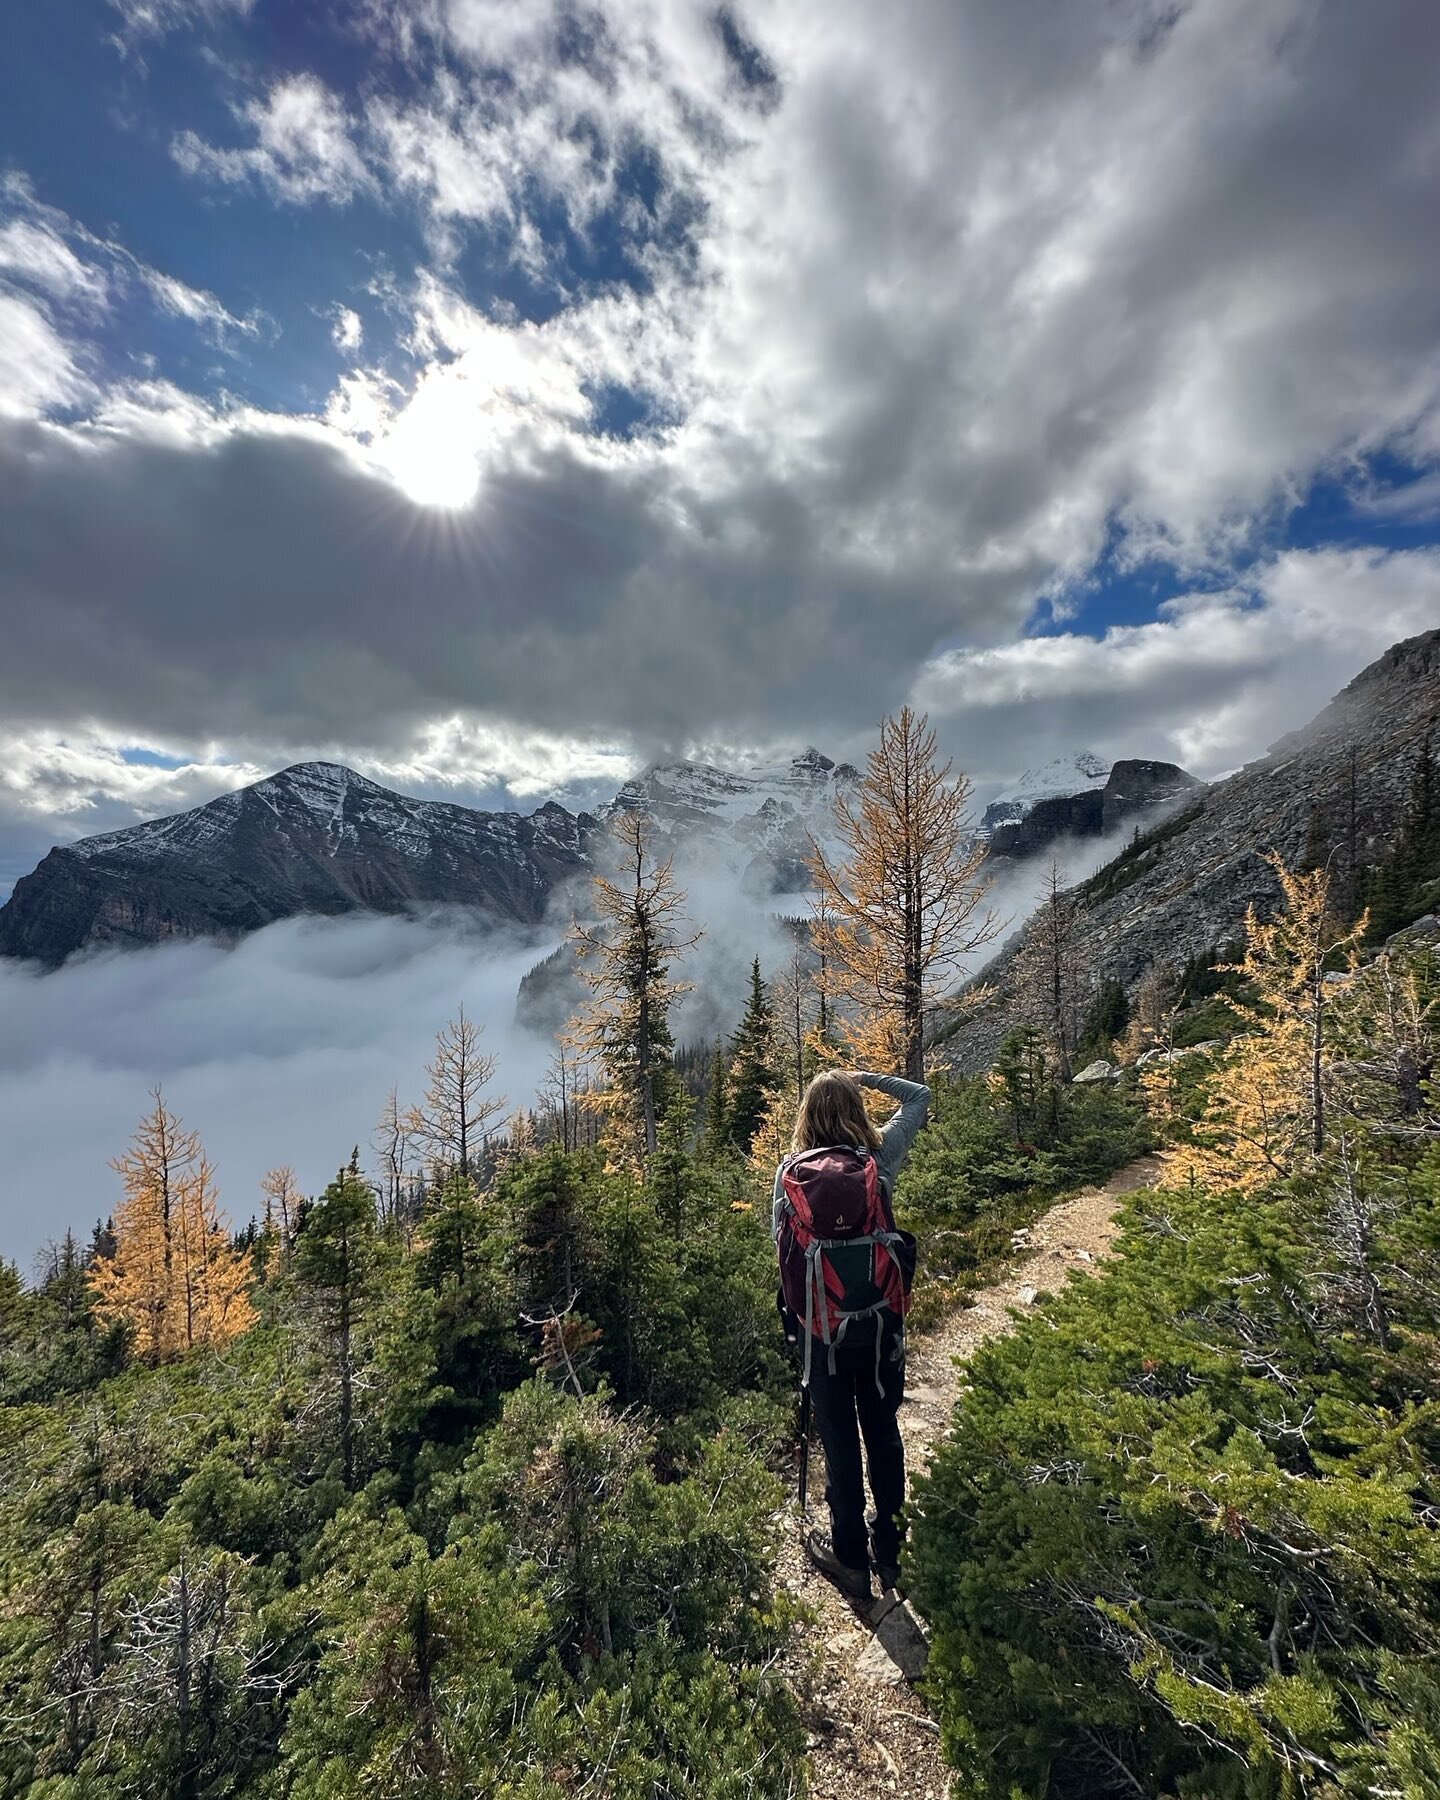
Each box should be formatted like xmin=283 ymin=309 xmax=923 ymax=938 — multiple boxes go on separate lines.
xmin=774 ymin=1156 xmax=1164 ymax=1799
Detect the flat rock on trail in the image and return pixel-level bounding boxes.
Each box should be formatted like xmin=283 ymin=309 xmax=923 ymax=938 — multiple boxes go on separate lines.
xmin=773 ymin=1157 xmax=1163 ymax=1799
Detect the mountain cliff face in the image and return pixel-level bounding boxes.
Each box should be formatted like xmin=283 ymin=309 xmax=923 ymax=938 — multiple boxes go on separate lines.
xmin=940 ymin=628 xmax=1440 ymax=1071
xmin=0 ymin=764 xmax=603 ymax=967
xmin=985 ymin=759 xmax=1200 ymax=858
xmin=979 ymin=752 xmax=1110 ymax=838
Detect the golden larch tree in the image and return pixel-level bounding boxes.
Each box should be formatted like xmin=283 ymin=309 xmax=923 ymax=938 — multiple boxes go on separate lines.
xmin=808 ymin=707 xmax=1000 ymax=1081
xmin=92 ymin=1091 xmax=254 ymax=1357
xmin=1164 ymin=855 xmax=1365 ymax=1193
xmin=405 ymin=1005 xmax=507 ymax=1183
xmin=260 ymin=1164 xmax=300 ymax=1271
xmin=170 ymin=1152 xmax=255 ymax=1348
xmin=1121 ymin=964 xmax=1175 ymax=1066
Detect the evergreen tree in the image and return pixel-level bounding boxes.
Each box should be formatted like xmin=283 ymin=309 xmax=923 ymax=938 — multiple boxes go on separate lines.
xmin=701 ymin=1043 xmax=730 ymax=1153
xmin=1365 ymin=729 xmax=1440 ymax=939
xmin=566 ymin=810 xmax=700 ymax=1164
xmin=407 ymin=1167 xmax=514 ymax=1439
xmin=726 ymin=958 xmax=778 ymax=1152
xmin=647 ymin=1085 xmax=699 ymax=1230
xmin=294 ymin=1165 xmax=379 ymax=1489
xmin=992 ymin=1025 xmax=1056 ymax=1147
xmin=1077 ymin=975 xmax=1129 ymax=1061
xmin=501 ymin=1145 xmax=591 ymax=1323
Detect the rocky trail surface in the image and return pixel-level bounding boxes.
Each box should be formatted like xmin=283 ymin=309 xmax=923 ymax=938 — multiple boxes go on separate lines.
xmin=774 ymin=1156 xmax=1164 ymax=1799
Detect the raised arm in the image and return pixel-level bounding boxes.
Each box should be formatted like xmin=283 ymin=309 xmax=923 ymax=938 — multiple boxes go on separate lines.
xmin=857 ymin=1071 xmax=931 ymax=1194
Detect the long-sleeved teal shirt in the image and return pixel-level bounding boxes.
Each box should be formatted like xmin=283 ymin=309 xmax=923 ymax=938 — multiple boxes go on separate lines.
xmin=770 ymin=1071 xmax=931 ymax=1240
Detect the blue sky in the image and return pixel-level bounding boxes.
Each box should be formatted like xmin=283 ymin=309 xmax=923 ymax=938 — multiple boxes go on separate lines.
xmin=2 ymin=0 xmax=1439 ymax=892
xmin=0 ymin=0 xmax=712 ymax=425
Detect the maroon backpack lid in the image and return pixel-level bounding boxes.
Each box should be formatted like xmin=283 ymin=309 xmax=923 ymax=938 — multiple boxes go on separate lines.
xmin=782 ymin=1144 xmax=878 ymax=1237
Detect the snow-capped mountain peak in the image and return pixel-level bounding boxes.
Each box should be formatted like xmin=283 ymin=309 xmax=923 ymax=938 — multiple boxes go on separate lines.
xmin=979 ymin=751 xmax=1111 ymax=838
xmin=603 ymin=748 xmax=859 ymax=890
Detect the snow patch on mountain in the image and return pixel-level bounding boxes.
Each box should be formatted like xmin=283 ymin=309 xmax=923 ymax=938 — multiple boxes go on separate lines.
xmin=604 ymin=748 xmax=859 ymax=892
xmin=979 ymin=751 xmax=1111 ymax=839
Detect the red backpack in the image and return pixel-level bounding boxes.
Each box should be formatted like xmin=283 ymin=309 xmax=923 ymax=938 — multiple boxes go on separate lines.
xmin=776 ymin=1145 xmax=916 ymax=1389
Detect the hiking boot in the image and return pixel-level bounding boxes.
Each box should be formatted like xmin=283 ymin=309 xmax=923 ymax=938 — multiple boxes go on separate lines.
xmin=805 ymin=1527 xmax=873 ymax=1601
xmin=872 ymin=1557 xmax=903 ymax=1593
xmin=870 ymin=1529 xmax=905 ymax=1595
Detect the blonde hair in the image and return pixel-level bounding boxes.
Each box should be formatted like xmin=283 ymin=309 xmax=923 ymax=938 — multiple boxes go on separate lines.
xmin=791 ymin=1071 xmax=883 ymax=1155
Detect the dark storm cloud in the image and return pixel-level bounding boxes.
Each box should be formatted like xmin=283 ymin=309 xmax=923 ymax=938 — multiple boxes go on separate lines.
xmin=0 ymin=414 xmax=973 ymax=752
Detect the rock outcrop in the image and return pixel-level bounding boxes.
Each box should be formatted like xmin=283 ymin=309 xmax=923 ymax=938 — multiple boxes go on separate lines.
xmin=986 ymin=760 xmax=1200 ymax=858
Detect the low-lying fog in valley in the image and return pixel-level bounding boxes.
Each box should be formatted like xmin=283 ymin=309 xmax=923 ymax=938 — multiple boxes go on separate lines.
xmin=0 ymin=819 xmax=1151 ymax=1265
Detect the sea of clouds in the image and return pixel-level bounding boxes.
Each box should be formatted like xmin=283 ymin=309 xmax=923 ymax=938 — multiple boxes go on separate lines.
xmin=0 ymin=815 xmax=1150 ymax=1267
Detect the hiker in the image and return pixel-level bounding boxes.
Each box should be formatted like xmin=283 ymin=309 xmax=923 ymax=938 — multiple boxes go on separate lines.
xmin=773 ymin=1068 xmax=928 ymax=1601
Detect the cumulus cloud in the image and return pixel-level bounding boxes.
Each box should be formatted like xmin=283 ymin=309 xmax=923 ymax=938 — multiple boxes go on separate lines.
xmin=0 ymin=913 xmax=560 ymax=1266
xmin=362 ymin=0 xmax=747 ymax=269
xmin=915 ymin=547 xmax=1440 ymax=786
xmin=172 ymin=74 xmax=374 ymax=205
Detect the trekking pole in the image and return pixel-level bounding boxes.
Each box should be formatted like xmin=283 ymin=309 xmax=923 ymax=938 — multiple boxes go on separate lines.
xmin=798 ymin=1381 xmax=812 ymax=1516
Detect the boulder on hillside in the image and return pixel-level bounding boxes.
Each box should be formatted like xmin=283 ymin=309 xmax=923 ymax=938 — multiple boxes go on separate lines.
xmin=1073 ymin=1059 xmax=1120 ymax=1083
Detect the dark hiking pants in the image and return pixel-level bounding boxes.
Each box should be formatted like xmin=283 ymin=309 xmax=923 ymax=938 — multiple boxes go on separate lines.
xmin=808 ymin=1323 xmax=906 ymax=1570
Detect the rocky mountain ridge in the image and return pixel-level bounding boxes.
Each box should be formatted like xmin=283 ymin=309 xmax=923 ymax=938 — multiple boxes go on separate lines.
xmin=0 ymin=763 xmax=603 ymax=967
xmin=0 ymin=750 xmax=866 ymax=967
xmin=0 ymin=735 xmax=1210 ymax=969
xmin=605 ymin=747 xmax=861 ymax=891
xmin=938 ymin=628 xmax=1440 ymax=1072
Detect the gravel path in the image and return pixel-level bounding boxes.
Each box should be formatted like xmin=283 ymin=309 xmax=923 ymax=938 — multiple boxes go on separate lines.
xmin=772 ymin=1157 xmax=1163 ymax=1799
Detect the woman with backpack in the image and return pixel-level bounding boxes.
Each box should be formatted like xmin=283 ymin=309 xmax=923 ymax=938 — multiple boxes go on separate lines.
xmin=773 ymin=1067 xmax=929 ymax=1601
